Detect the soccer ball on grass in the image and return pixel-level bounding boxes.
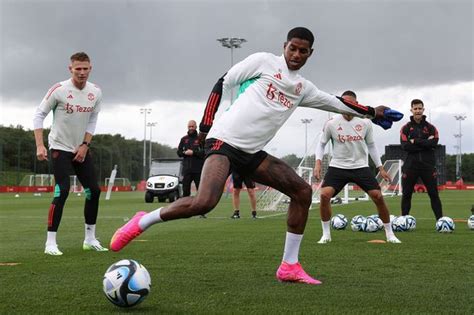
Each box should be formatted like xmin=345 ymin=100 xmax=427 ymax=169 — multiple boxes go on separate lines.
xmin=103 ymin=259 xmax=151 ymax=307
xmin=330 ymin=214 xmax=348 ymax=230
xmin=468 ymin=215 xmax=474 ymax=230
xmin=435 ymin=216 xmax=455 ymax=233
xmin=364 ymin=217 xmax=379 ymax=233
xmin=350 ymin=215 xmax=366 ymax=232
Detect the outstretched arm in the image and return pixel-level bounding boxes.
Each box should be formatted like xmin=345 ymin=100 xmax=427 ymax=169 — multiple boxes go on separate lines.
xmin=199 ymin=75 xmax=225 ymax=135
xmin=302 ymin=83 xmax=402 ymax=129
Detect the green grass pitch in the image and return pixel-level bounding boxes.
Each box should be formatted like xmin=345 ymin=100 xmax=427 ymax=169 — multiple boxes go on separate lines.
xmin=0 ymin=190 xmax=473 ymax=314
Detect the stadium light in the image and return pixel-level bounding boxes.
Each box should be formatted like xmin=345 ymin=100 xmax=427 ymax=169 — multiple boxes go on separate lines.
xmin=147 ymin=122 xmax=157 ymax=171
xmin=217 ymin=37 xmax=247 ymax=103
xmin=301 ymin=118 xmax=313 ymax=155
xmin=140 ymin=108 xmax=152 ymax=180
xmin=454 ymin=115 xmax=467 ymax=180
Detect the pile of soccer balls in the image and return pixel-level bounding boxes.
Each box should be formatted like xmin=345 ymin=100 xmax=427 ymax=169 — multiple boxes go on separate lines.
xmin=333 ymin=214 xmax=474 ymax=233
xmin=348 ymin=215 xmax=384 ymax=232
xmin=103 ymin=259 xmax=151 ymax=307
xmin=391 ymin=215 xmax=416 ymax=232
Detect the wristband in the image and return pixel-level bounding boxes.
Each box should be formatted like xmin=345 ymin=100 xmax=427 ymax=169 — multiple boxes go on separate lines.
xmin=81 ymin=141 xmax=90 ymax=147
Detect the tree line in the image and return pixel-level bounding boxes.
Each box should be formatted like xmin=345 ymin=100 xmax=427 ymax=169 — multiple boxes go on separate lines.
xmin=0 ymin=125 xmax=177 ymax=185
xmin=0 ymin=125 xmax=472 ymax=185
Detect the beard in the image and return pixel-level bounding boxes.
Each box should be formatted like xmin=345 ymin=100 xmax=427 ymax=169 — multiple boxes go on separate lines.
xmin=187 ymin=129 xmax=198 ymax=137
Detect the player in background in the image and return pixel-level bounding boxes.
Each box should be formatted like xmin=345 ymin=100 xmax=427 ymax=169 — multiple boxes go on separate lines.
xmin=400 ymin=99 xmax=443 ymax=220
xmin=314 ymin=91 xmax=401 ymax=244
xmin=34 ymin=52 xmax=108 ymax=255
xmin=230 ymin=171 xmax=257 ymax=219
xmin=111 ymin=27 xmax=401 ymax=285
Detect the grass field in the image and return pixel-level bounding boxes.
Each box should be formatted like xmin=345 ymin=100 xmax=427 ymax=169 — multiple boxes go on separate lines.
xmin=1 ymin=190 xmax=473 ymax=314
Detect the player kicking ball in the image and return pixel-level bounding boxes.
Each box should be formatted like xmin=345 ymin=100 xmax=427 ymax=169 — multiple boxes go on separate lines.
xmin=111 ymin=28 xmax=402 ymax=285
xmin=314 ymin=91 xmax=401 ymax=244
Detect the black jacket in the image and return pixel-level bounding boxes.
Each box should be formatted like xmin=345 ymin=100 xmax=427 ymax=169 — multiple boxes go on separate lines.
xmin=177 ymin=133 xmax=204 ymax=174
xmin=400 ymin=115 xmax=439 ymax=170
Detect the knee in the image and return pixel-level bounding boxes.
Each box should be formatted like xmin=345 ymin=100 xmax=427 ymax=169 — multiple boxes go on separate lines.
xmin=192 ymin=195 xmax=219 ymax=215
xmin=369 ymin=190 xmax=383 ymax=203
xmin=55 ymin=188 xmax=70 ymax=202
xmin=85 ymin=186 xmax=100 ymax=200
xmin=293 ymin=183 xmax=312 ymax=207
xmin=320 ymin=191 xmax=332 ymax=204
xmin=91 ymin=187 xmax=101 ymax=199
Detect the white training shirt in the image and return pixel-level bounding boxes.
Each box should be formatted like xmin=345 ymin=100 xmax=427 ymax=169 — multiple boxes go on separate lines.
xmin=206 ymin=52 xmax=369 ymax=154
xmin=319 ymin=115 xmax=380 ymax=169
xmin=34 ymin=79 xmax=102 ymax=152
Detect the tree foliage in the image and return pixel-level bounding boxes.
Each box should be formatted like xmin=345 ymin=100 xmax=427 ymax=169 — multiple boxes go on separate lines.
xmin=0 ymin=125 xmax=177 ymax=185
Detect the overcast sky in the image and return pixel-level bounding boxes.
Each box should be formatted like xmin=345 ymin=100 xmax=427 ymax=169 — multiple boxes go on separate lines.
xmin=1 ymin=0 xmax=473 ymax=158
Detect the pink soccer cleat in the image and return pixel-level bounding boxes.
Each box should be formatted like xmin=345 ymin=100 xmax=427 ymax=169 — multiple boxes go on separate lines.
xmin=276 ymin=261 xmax=322 ymax=285
xmin=110 ymin=211 xmax=147 ymax=251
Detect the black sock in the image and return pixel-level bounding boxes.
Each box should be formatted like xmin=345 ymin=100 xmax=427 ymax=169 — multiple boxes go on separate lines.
xmin=252 ymin=211 xmax=257 ymax=216
xmin=234 ymin=210 xmax=240 ymax=215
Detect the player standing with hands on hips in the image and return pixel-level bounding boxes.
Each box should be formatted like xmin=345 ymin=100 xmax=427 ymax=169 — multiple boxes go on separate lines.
xmin=111 ymin=27 xmax=403 ymax=284
xmin=34 ymin=52 xmax=108 ymax=255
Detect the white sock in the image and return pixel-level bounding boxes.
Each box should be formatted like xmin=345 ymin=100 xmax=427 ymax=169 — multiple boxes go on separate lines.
xmin=85 ymin=224 xmax=96 ymax=242
xmin=321 ymin=220 xmax=331 ymax=238
xmin=139 ymin=207 xmax=163 ymax=230
xmin=384 ymin=223 xmax=395 ymax=239
xmin=46 ymin=231 xmax=57 ymax=246
xmin=282 ymin=232 xmax=303 ymax=264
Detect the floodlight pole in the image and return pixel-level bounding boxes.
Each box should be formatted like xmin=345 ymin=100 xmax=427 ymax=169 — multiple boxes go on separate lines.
xmin=301 ymin=119 xmax=313 ymax=155
xmin=140 ymin=108 xmax=152 ymax=180
xmin=147 ymin=122 xmax=157 ymax=171
xmin=454 ymin=115 xmax=466 ymax=180
xmin=217 ymin=37 xmax=247 ymax=103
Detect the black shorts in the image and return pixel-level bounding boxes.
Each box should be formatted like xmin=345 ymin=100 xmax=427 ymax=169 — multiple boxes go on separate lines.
xmin=232 ymin=171 xmax=255 ymax=189
xmin=205 ymin=138 xmax=268 ymax=176
xmin=322 ymin=166 xmax=380 ymax=196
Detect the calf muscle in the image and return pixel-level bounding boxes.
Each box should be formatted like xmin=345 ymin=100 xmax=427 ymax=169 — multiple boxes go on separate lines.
xmin=160 ymin=154 xmax=230 ymax=220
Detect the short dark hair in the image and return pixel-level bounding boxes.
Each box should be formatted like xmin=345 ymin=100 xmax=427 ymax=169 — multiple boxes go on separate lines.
xmin=342 ymin=90 xmax=357 ymax=99
xmin=287 ymin=27 xmax=314 ymax=47
xmin=70 ymin=52 xmax=90 ymax=63
xmin=411 ymin=99 xmax=424 ymax=107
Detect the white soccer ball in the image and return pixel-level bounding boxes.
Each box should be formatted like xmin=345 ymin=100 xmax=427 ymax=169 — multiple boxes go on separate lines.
xmin=392 ymin=216 xmax=409 ymax=232
xmin=330 ymin=214 xmax=348 ymax=230
xmin=350 ymin=215 xmax=366 ymax=232
xmin=367 ymin=214 xmax=384 ymax=230
xmin=405 ymin=215 xmax=416 ymax=231
xmin=364 ymin=217 xmax=379 ymax=233
xmin=435 ymin=216 xmax=455 ymax=233
xmin=103 ymin=259 xmax=151 ymax=307
xmin=468 ymin=215 xmax=474 ymax=230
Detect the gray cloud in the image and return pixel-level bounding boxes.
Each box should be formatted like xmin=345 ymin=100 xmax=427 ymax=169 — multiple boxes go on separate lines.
xmin=1 ymin=0 xmax=472 ymax=105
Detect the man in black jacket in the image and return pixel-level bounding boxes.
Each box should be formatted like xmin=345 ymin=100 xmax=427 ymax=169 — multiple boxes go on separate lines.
xmin=400 ymin=99 xmax=443 ymax=220
xmin=177 ymin=120 xmax=205 ymax=198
